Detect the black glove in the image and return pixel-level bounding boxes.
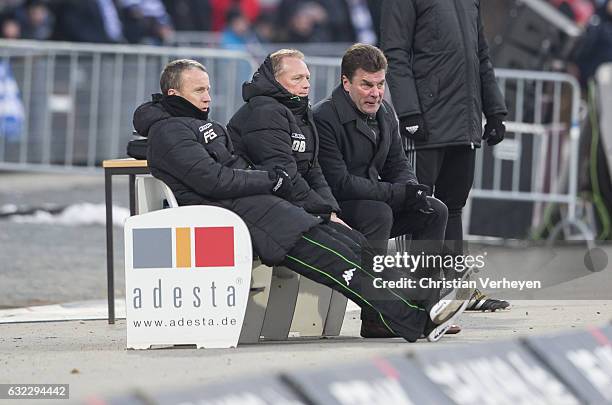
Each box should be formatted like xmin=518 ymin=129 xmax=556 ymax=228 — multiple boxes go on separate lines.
xmin=483 ymin=115 xmax=506 ymax=146
xmin=269 ymin=167 xmax=293 ymax=199
xmin=405 ymin=184 xmax=433 ymax=213
xmin=399 ymin=114 xmax=428 ymax=142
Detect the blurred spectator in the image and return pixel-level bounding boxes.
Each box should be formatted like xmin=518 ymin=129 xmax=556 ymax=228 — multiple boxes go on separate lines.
xmin=312 ymin=0 xmax=352 ymax=42
xmin=211 ymin=0 xmax=260 ymax=32
xmin=258 ymin=0 xmax=280 ymax=11
xmin=118 ymin=0 xmax=174 ymax=44
xmin=16 ymin=0 xmax=54 ymax=40
xmin=253 ymin=12 xmax=275 ymax=43
xmin=318 ymin=0 xmax=375 ymax=43
xmin=52 ymin=0 xmax=124 ymax=43
xmin=366 ymin=0 xmax=380 ymax=44
xmin=276 ymin=0 xmax=375 ymax=43
xmin=1 ymin=12 xmax=21 ymax=39
xmin=550 ymin=0 xmax=595 ymax=26
xmin=277 ymin=1 xmax=331 ymax=42
xmin=0 ymin=0 xmax=23 ymax=14
xmin=162 ymin=0 xmax=211 ymax=31
xmin=0 ymin=0 xmax=379 ymax=45
xmin=573 ymin=0 xmax=612 ymax=84
xmin=221 ymin=7 xmax=261 ymax=50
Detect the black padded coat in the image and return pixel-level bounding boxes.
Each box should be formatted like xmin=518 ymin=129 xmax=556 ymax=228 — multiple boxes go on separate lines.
xmin=381 ymin=0 xmax=508 ymax=149
xmin=227 ymin=57 xmax=340 ymax=216
xmin=133 ymin=96 xmax=321 ymax=265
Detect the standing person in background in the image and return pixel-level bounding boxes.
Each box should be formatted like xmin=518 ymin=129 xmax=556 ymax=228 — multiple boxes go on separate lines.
xmin=220 ymin=7 xmax=260 ymax=51
xmin=16 ymin=0 xmax=54 ymax=40
xmin=211 ymin=0 xmax=260 ymax=32
xmin=275 ymin=1 xmax=331 ymax=43
xmin=317 ymin=0 xmax=376 ymax=44
xmin=381 ymin=0 xmax=511 ymax=311
xmin=117 ymin=0 xmax=175 ymax=45
xmin=0 ymin=12 xmax=21 ymax=39
xmin=162 ymin=0 xmax=211 ymax=32
xmin=573 ymin=0 xmax=612 ymax=85
xmin=51 ymin=0 xmax=124 ymax=43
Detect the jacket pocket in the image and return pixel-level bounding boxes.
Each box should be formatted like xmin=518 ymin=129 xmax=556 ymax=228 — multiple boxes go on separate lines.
xmin=416 ymin=76 xmax=439 ymax=113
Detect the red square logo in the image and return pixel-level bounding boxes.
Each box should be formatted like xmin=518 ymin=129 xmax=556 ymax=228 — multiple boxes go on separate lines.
xmin=194 ymin=227 xmax=234 ymax=267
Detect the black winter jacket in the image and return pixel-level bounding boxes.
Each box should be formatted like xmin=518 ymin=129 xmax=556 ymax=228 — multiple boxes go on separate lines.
xmin=313 ymin=85 xmax=418 ymax=210
xmin=228 ymin=56 xmax=340 ymax=216
xmin=133 ymin=95 xmax=321 ymax=265
xmin=381 ymin=0 xmax=508 ymax=149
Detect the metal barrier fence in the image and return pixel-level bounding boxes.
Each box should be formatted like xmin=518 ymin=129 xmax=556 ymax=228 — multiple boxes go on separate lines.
xmin=465 ymin=69 xmax=591 ymax=240
xmin=171 ymin=31 xmax=352 ymax=58
xmin=596 ymin=63 xmax=612 ymax=181
xmin=0 ymin=41 xmax=592 ymax=239
xmin=0 ymin=39 xmax=256 ymax=172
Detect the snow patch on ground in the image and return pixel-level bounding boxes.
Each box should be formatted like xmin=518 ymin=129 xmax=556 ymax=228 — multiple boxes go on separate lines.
xmin=0 ymin=204 xmax=18 ymax=214
xmin=9 ymin=203 xmax=129 ymax=227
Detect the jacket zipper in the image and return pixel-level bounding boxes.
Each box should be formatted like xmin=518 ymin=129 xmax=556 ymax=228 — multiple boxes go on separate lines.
xmin=451 ymin=0 xmax=474 ymax=144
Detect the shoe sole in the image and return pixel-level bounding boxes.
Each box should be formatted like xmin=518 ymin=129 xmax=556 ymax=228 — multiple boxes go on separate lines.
xmin=427 ymin=299 xmax=470 ymax=342
xmin=429 ymin=266 xmax=475 ymax=325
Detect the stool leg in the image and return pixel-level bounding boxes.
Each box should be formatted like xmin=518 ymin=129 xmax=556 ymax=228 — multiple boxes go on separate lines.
xmin=105 ymin=170 xmax=115 ymax=324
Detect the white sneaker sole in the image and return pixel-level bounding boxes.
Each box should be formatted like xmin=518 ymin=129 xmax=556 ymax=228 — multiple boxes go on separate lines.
xmin=429 ymin=266 xmax=475 ymax=325
xmin=427 ymin=298 xmax=470 ymax=342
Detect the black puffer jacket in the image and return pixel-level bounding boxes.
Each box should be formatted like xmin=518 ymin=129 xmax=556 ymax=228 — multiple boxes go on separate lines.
xmin=133 ymin=95 xmax=321 ymax=265
xmin=227 ymin=56 xmax=340 ymax=216
xmin=381 ymin=0 xmax=507 ymax=149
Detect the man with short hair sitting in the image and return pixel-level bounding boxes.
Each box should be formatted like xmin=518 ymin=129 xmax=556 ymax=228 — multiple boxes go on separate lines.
xmin=313 ymin=44 xmax=469 ymax=337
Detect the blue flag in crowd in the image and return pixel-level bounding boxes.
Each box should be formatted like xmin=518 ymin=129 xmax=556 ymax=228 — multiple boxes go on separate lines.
xmin=0 ymin=61 xmax=24 ymax=142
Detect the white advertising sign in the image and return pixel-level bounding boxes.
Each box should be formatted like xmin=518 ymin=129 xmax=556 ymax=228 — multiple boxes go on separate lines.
xmin=124 ymin=206 xmax=252 ymax=349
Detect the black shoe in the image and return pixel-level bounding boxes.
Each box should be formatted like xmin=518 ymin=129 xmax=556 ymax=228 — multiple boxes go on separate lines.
xmin=466 ymin=289 xmax=511 ymax=311
xmin=360 ymin=319 xmax=399 ymax=338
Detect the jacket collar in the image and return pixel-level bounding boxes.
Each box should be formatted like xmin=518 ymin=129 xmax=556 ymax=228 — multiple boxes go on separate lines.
xmin=332 ymin=84 xmax=364 ymax=124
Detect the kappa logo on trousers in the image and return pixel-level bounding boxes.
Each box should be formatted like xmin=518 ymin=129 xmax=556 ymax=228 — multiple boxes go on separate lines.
xmin=343 ymin=268 xmax=356 ymax=285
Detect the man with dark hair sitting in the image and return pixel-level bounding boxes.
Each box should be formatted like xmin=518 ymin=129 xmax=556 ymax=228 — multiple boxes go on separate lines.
xmin=313 ymin=44 xmax=468 ymax=338
xmin=134 ymin=58 xmax=469 ymax=343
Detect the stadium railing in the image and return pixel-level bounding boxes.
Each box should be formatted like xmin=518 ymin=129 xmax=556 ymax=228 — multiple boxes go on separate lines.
xmin=0 ymin=39 xmax=256 ymax=172
xmin=0 ymin=39 xmax=594 ymax=240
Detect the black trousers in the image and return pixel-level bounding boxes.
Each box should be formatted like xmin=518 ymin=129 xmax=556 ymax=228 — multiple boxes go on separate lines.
xmin=415 ymin=146 xmax=475 ymax=256
xmin=281 ymin=222 xmax=434 ymax=342
xmin=337 ymin=197 xmax=448 ymax=321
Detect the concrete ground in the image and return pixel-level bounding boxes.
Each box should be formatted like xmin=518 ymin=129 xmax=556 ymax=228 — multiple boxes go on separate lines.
xmin=0 ymin=172 xmax=129 ymax=308
xmin=1 ymin=172 xmax=611 ymax=403
xmin=0 ymin=301 xmax=610 ymax=404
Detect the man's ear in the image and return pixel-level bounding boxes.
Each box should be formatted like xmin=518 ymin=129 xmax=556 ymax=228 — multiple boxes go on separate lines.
xmin=341 ymin=75 xmax=351 ymax=92
xmin=167 ymin=88 xmax=178 ymax=96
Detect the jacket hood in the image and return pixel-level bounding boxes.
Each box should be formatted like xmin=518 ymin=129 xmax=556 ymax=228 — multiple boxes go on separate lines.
xmin=133 ymin=94 xmax=171 ymax=138
xmin=242 ymin=55 xmax=310 ymax=116
xmin=242 ymin=55 xmax=291 ymax=101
